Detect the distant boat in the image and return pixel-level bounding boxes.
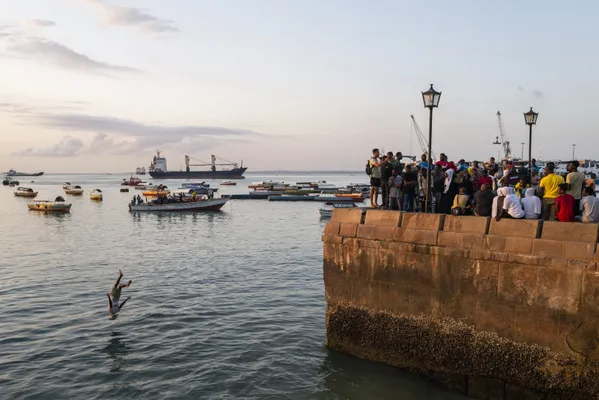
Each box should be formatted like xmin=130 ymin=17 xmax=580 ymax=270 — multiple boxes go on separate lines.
xmin=4 ymin=169 xmax=44 ymax=177
xmin=136 ymin=166 xmax=146 ymax=175
xmin=65 ymin=185 xmax=84 ymax=195
xmin=14 ymin=187 xmax=38 ymax=198
xmin=220 ymin=181 xmax=236 ymax=186
xmin=148 ymin=151 xmax=247 ymax=179
xmin=90 ymin=189 xmax=103 ymax=201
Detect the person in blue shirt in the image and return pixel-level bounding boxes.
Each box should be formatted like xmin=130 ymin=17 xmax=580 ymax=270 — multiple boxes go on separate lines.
xmin=417 ymin=153 xmax=429 ymax=170
xmin=457 ymin=159 xmax=469 ymax=172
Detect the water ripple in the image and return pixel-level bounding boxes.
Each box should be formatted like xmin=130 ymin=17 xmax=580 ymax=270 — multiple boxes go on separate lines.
xmin=0 ymin=173 xmax=466 ymax=399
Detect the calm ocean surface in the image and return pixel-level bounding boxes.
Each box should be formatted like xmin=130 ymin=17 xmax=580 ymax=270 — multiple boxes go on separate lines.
xmin=0 ymin=173 xmax=466 ymax=400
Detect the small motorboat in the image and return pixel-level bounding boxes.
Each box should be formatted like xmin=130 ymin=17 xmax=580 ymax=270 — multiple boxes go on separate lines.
xmin=134 ymin=182 xmax=151 ymax=190
xmin=62 ymin=182 xmax=72 ymax=189
xmin=65 ymin=185 xmax=84 ymax=195
xmin=129 ymin=197 xmax=229 ymax=212
xmin=319 ymin=202 xmax=358 ymax=218
xmin=142 ymin=185 xmax=170 ymax=197
xmin=220 ymin=181 xmax=237 ymax=186
xmin=90 ymin=189 xmax=103 ymax=201
xmin=120 ymin=188 xmax=130 ymax=193
xmin=28 ymin=196 xmax=72 ymax=213
xmin=14 ymin=187 xmax=38 ymax=198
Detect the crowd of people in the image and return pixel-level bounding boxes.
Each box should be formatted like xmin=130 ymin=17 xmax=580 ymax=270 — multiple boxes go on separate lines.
xmin=367 ymin=148 xmax=599 ymax=222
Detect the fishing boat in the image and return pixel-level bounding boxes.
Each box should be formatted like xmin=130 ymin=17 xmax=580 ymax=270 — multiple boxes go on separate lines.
xmin=3 ymin=177 xmax=19 ymax=186
xmin=319 ymin=202 xmax=359 ymax=218
xmin=220 ymin=180 xmax=237 ymax=186
xmin=90 ymin=189 xmax=103 ymax=201
xmin=136 ymin=166 xmax=146 ymax=175
xmin=28 ymin=197 xmax=72 ymax=213
xmin=129 ymin=197 xmax=229 ymax=212
xmin=121 ymin=176 xmax=143 ymax=186
xmin=64 ymin=185 xmax=84 ymax=195
xmin=62 ymin=182 xmax=72 ymax=189
xmin=14 ymin=187 xmax=38 ymax=198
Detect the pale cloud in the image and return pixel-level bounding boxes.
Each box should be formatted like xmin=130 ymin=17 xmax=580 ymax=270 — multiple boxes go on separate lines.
xmin=0 ymin=25 xmax=141 ymax=75
xmin=8 ymin=108 xmax=263 ymax=157
xmin=22 ymin=19 xmax=56 ymax=28
xmin=14 ymin=136 xmax=84 ymax=157
xmin=79 ymin=0 xmax=177 ymax=34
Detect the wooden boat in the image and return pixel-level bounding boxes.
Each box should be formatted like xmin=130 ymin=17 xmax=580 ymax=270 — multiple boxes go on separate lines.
xmin=319 ymin=202 xmax=358 ymax=218
xmin=90 ymin=189 xmax=103 ymax=201
xmin=220 ymin=180 xmax=237 ymax=186
xmin=334 ymin=193 xmax=364 ymax=198
xmin=120 ymin=188 xmax=130 ymax=192
xmin=28 ymin=197 xmax=72 ymax=213
xmin=129 ymin=197 xmax=229 ymax=212
xmin=14 ymin=187 xmax=38 ymax=198
xmin=64 ymin=185 xmax=84 ymax=195
xmin=314 ymin=195 xmax=364 ymax=203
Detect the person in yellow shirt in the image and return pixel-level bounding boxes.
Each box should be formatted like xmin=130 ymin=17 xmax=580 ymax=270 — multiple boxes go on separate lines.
xmin=515 ymin=178 xmax=530 ymax=199
xmin=538 ymin=162 xmax=565 ymax=220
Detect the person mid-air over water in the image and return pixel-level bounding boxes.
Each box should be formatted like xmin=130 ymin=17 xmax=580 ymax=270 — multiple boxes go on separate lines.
xmin=107 ymin=269 xmax=132 ymax=320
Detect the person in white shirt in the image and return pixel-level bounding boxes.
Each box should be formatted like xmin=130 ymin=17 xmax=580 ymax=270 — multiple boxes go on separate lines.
xmin=521 ymin=188 xmax=542 ymax=219
xmin=580 ymin=186 xmax=599 ymax=223
xmin=369 ymin=148 xmax=382 ymax=207
xmin=492 ymin=187 xmax=524 ymax=220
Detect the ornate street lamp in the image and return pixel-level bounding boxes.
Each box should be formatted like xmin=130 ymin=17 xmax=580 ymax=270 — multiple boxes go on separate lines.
xmin=421 ymin=84 xmax=441 ymax=213
xmin=523 ymin=107 xmax=538 ymax=180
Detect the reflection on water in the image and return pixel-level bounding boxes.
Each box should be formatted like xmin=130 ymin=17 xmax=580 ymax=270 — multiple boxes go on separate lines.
xmin=103 ymin=331 xmax=130 ymax=373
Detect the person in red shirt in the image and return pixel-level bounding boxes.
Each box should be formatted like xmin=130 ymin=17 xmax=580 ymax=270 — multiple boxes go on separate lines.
xmin=555 ymin=183 xmax=575 ymax=222
xmin=478 ymin=169 xmax=493 ymax=189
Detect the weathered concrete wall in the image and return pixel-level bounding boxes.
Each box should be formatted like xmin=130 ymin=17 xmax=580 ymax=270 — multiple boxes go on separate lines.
xmin=323 ymin=210 xmax=599 ymax=399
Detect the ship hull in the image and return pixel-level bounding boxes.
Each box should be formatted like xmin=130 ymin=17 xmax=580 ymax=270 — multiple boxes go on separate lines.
xmin=5 ymin=172 xmax=44 ymax=177
xmin=129 ymin=198 xmax=228 ymax=212
xmin=149 ymin=168 xmax=247 ymax=180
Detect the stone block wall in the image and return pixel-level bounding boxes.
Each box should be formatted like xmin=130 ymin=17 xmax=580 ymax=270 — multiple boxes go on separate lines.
xmin=323 ymin=209 xmax=599 ymax=399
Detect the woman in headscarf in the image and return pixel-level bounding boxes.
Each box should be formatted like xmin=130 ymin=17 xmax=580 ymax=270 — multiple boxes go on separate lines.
xmin=521 ymin=187 xmax=542 ymax=219
xmin=492 ymin=187 xmax=525 ymax=220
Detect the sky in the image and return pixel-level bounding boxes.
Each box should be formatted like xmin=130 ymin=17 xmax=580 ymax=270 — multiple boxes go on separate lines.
xmin=0 ymin=0 xmax=597 ymax=173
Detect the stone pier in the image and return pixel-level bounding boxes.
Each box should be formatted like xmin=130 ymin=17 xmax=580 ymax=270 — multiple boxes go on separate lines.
xmin=323 ymin=209 xmax=599 ymax=399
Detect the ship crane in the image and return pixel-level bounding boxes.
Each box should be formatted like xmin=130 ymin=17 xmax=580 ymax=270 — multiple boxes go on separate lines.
xmin=185 ymin=155 xmax=240 ymax=172
xmin=496 ymin=111 xmax=513 ymax=160
xmin=410 ymin=115 xmax=435 ymax=161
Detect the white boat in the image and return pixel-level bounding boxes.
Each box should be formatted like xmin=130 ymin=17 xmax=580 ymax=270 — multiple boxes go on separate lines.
xmin=220 ymin=180 xmax=237 ymax=186
xmin=129 ymin=197 xmax=229 ymax=212
xmin=62 ymin=182 xmax=72 ymax=189
xmin=14 ymin=187 xmax=38 ymax=198
xmin=64 ymin=185 xmax=84 ymax=195
xmin=319 ymin=202 xmax=358 ymax=218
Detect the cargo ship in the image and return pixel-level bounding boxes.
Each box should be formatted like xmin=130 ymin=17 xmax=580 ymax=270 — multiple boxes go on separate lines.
xmin=148 ymin=151 xmax=247 ymax=179
xmin=3 ymin=169 xmax=44 ymax=177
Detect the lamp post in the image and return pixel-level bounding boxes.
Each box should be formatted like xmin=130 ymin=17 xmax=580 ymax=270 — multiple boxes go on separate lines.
xmin=521 ymin=142 xmax=525 ymax=160
xmin=572 ymin=144 xmax=576 ymax=160
xmin=421 ymin=84 xmax=441 ymax=213
xmin=523 ymin=107 xmax=539 ymax=180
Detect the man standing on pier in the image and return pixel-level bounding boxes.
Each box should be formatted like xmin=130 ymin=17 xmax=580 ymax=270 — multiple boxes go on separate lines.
xmin=380 ymin=152 xmax=394 ymax=209
xmin=539 ymin=162 xmax=565 ymax=220
xmin=368 ymin=149 xmax=382 ymax=208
